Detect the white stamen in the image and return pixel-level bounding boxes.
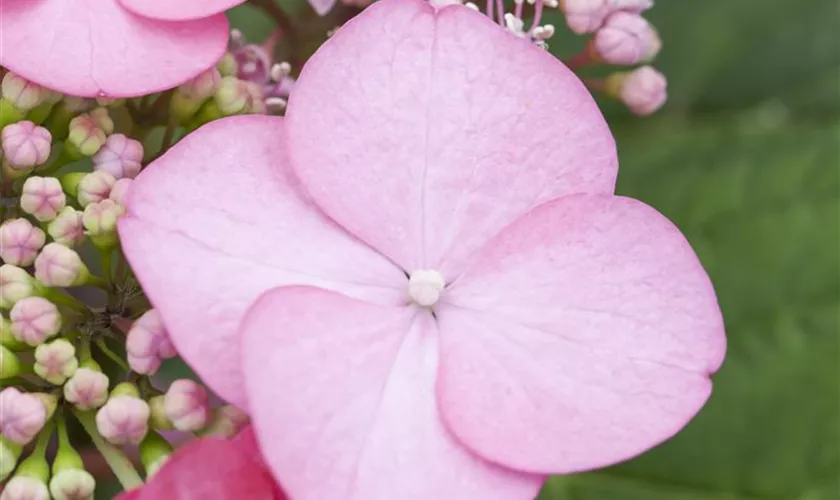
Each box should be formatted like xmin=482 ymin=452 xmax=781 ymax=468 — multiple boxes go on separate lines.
xmin=270 ymin=62 xmax=292 ymax=83
xmin=408 ymin=270 xmax=446 ymax=307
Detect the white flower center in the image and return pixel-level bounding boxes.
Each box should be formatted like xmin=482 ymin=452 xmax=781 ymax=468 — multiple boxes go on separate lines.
xmin=408 ymin=270 xmax=446 ymax=307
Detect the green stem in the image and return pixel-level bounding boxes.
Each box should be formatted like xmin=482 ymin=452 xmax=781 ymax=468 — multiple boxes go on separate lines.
xmin=40 ymin=288 xmax=89 ymax=314
xmin=86 ymin=274 xmax=110 ymax=291
xmin=94 ymin=339 xmax=130 ymax=372
xmin=101 ymin=249 xmax=114 ymax=287
xmin=72 ymin=410 xmax=144 ymax=490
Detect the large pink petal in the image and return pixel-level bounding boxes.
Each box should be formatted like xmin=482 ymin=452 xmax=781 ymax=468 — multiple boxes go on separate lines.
xmin=241 ymin=287 xmax=544 ymax=500
xmin=119 ymin=0 xmax=246 ymax=21
xmin=437 ymin=195 xmax=726 ymax=474
xmin=116 ymin=428 xmax=285 ymax=499
xmin=0 ymin=0 xmax=229 ymax=98
xmin=119 ymin=116 xmax=405 ymax=409
xmin=286 ymin=0 xmax=616 ymax=277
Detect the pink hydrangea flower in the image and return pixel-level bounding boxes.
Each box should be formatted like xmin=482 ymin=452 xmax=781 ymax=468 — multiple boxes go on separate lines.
xmin=120 ymin=1 xmax=725 ymax=498
xmin=117 ymin=428 xmax=286 ymax=500
xmin=0 ymin=0 xmax=245 ymax=98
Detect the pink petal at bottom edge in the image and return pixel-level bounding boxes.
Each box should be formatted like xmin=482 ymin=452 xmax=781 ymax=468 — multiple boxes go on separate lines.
xmin=437 ymin=194 xmax=727 ymax=474
xmin=116 ymin=427 xmax=285 ymax=499
xmin=241 ymin=286 xmax=544 ymax=500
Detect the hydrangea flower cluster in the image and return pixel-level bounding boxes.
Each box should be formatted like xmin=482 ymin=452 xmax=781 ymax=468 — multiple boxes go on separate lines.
xmin=1 ymin=0 xmax=720 ymax=499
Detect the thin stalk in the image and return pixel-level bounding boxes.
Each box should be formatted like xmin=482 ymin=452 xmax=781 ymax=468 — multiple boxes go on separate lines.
xmin=72 ymin=409 xmax=144 ymax=490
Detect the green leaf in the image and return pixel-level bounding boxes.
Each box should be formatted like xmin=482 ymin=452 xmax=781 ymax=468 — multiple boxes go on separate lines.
xmin=538 ymin=117 xmax=839 ymax=499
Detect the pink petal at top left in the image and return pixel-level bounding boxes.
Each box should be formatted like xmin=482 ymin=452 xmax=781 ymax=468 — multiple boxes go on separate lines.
xmin=0 ymin=0 xmax=230 ymax=98
xmin=119 ymin=0 xmax=246 ymax=21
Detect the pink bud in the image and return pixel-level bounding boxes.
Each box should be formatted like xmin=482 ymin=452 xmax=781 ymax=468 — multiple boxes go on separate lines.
xmin=9 ymin=297 xmax=61 ymax=346
xmin=0 ymin=388 xmax=47 ymax=445
xmin=88 ymin=108 xmax=114 ymax=135
xmin=244 ymin=81 xmax=267 ymax=115
xmin=204 ymin=405 xmax=250 ymax=437
xmin=0 ymin=219 xmax=45 ymax=267
xmin=95 ymin=396 xmax=150 ymax=445
xmin=92 ymin=134 xmax=143 ymax=180
xmin=67 ymin=114 xmax=107 ymax=157
xmin=33 ymin=243 xmax=89 ymax=288
xmin=0 ymin=265 xmax=36 ymax=310
xmin=34 ymin=339 xmax=78 ymax=385
xmin=616 ymin=65 xmax=667 ymax=115
xmin=163 ymin=380 xmax=211 ymax=432
xmin=180 ymin=68 xmax=222 ymax=101
xmin=126 ymin=309 xmax=175 ymax=375
xmin=82 ymin=200 xmax=124 ymax=249
xmin=64 ymin=368 xmax=110 ymax=411
xmin=47 ymin=208 xmax=85 ymax=248
xmin=0 ymin=476 xmax=50 ymax=500
xmin=593 ymin=12 xmax=660 ymax=65
xmin=109 ymin=178 xmax=133 ymax=207
xmin=20 ymin=177 xmax=66 ymax=222
xmin=0 ymin=121 xmax=52 ymax=170
xmin=561 ymin=0 xmax=610 ymax=34
xmin=76 ymin=171 xmax=116 ymax=207
xmin=1 ymin=72 xmax=46 ymax=111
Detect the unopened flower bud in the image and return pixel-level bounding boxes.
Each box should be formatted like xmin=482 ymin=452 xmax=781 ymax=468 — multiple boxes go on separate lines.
xmin=49 ymin=469 xmax=95 ymax=500
xmin=34 ymin=243 xmax=90 ymax=287
xmin=92 ymin=134 xmax=143 ymax=180
xmin=202 ymin=405 xmax=250 ymax=438
xmin=20 ymin=177 xmax=66 ymax=222
xmin=561 ymin=0 xmax=610 ymax=34
xmin=217 ymin=52 xmax=239 ymax=77
xmin=592 ymin=12 xmax=660 ymax=65
xmin=34 ymin=339 xmax=78 ymax=384
xmin=1 ymin=121 xmax=52 ymax=170
xmin=50 ymin=422 xmax=95 ymax=500
xmin=183 ymin=68 xmax=222 ymax=101
xmin=108 ymin=178 xmax=132 ymax=207
xmin=606 ymin=65 xmax=667 ymax=115
xmin=67 ymin=113 xmax=107 ymax=157
xmin=0 ymin=345 xmax=22 ymax=379
xmin=0 ymin=219 xmax=45 ymax=266
xmin=1 ymin=73 xmax=46 ymax=112
xmin=0 ymin=388 xmax=47 ymax=445
xmin=64 ymin=367 xmax=110 ymax=411
xmin=0 ymin=476 xmax=50 ymax=500
xmin=244 ymin=81 xmax=267 ymax=115
xmin=9 ymin=297 xmax=60 ymax=346
xmin=126 ymin=309 xmax=175 ymax=375
xmin=163 ymin=379 xmax=210 ymax=432
xmin=66 ymin=171 xmax=116 ymax=207
xmin=95 ymin=395 xmax=150 ymax=445
xmin=0 ymin=265 xmax=37 ymax=310
xmin=147 ymin=395 xmax=173 ymax=431
xmin=47 ymin=208 xmax=85 ymax=248
xmin=139 ymin=432 xmax=173 ymax=478
xmin=0 ymin=436 xmax=23 ymax=481
xmin=1 ymin=316 xmax=28 ymax=351
xmin=215 ymin=77 xmax=249 ymax=116
xmin=82 ymin=199 xmax=124 ymax=249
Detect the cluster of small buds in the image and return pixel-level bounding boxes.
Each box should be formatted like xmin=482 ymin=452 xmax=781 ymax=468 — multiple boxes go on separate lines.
xmin=557 ymin=0 xmax=667 ymax=114
xmin=227 ymin=29 xmax=294 ymax=114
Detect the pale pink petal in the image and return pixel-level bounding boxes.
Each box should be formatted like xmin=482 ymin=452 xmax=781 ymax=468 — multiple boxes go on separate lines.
xmin=307 ymin=0 xmax=339 ymax=16
xmin=119 ymin=116 xmax=405 ymax=409
xmin=241 ymin=287 xmax=544 ymax=500
xmin=437 ymin=195 xmax=727 ymax=474
xmin=119 ymin=0 xmax=247 ymax=21
xmin=286 ymin=0 xmax=616 ymax=278
xmin=0 ymin=0 xmax=229 ymax=98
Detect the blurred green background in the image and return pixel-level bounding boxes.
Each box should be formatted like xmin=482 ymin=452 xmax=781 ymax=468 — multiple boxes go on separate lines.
xmin=102 ymin=0 xmax=839 ymax=497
